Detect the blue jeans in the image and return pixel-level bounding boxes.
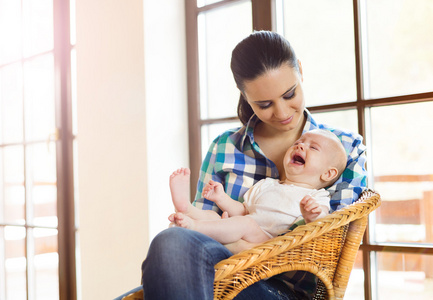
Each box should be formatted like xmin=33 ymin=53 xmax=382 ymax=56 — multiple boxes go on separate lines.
xmin=139 ymin=227 xmax=301 ymax=300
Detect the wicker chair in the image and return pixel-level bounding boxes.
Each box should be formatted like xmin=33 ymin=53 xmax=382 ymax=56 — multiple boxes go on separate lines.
xmin=123 ymin=190 xmax=381 ymax=300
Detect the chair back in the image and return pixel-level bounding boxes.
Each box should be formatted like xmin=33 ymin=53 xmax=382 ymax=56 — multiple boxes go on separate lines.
xmin=214 ymin=190 xmax=381 ymax=300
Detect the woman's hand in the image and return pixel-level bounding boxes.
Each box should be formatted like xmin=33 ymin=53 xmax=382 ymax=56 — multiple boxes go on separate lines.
xmin=224 ymin=239 xmax=259 ymax=254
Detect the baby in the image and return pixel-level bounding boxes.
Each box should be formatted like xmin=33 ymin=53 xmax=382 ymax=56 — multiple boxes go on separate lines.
xmin=169 ymin=129 xmax=347 ymax=244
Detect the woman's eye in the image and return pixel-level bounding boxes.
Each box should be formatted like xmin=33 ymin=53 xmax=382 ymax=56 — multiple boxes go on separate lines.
xmin=257 ymin=102 xmax=272 ymax=109
xmin=283 ymin=90 xmax=295 ymax=100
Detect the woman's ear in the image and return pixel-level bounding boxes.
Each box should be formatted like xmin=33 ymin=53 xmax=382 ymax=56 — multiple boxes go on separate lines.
xmin=320 ymin=167 xmax=338 ymax=183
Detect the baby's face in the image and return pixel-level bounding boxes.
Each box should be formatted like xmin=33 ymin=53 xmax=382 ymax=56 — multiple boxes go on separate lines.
xmin=283 ymin=131 xmax=337 ymax=188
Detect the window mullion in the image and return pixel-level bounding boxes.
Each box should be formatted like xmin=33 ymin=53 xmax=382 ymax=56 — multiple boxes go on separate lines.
xmin=53 ymin=0 xmax=76 ymax=299
xmin=251 ymin=0 xmax=273 ymax=31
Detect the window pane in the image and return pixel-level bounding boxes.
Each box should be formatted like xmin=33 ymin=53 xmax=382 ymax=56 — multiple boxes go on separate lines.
xmin=4 ymin=226 xmax=27 ymax=300
xmin=22 ymin=0 xmax=54 ymax=57
xmin=33 ymin=228 xmax=59 ymax=300
xmin=1 ymin=146 xmax=25 ymax=225
xmin=201 ymin=121 xmax=242 ymax=160
xmin=198 ymin=1 xmax=252 ymax=119
xmin=375 ymin=252 xmax=433 ymax=299
xmin=3 ymin=184 xmax=25 ymax=225
xmin=70 ymin=0 xmax=76 ymax=45
xmin=24 ymin=54 xmax=55 ymax=142
xmin=0 ymin=63 xmax=24 ymax=144
xmin=366 ymin=0 xmax=433 ymax=99
xmin=0 ymin=0 xmax=22 ymax=64
xmin=197 ymin=0 xmax=225 ymax=7
xmin=281 ymin=0 xmax=356 ymax=106
xmin=311 ymin=109 xmax=358 ymax=134
xmin=369 ymin=102 xmax=433 ymax=244
xmin=26 ymin=142 xmax=57 ymax=227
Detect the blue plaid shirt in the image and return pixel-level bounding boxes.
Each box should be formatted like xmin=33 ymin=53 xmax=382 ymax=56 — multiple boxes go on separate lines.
xmin=193 ymin=109 xmax=367 ymax=212
xmin=192 ymin=109 xmax=367 ymax=298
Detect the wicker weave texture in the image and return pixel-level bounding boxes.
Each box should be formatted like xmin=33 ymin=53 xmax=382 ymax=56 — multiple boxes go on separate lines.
xmin=121 ymin=190 xmax=380 ymax=300
xmin=213 ymin=190 xmax=381 ymax=300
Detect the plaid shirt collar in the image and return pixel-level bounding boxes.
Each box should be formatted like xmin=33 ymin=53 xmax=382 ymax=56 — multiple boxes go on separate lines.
xmin=240 ymin=109 xmax=317 ymax=152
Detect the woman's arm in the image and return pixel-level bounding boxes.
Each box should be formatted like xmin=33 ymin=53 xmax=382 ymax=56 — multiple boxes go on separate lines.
xmin=192 ymin=137 xmax=225 ymax=213
xmin=327 ymin=130 xmax=368 ymax=211
xmin=192 ymin=129 xmax=255 ymax=214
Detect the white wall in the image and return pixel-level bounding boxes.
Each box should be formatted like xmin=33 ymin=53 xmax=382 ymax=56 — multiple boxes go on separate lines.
xmin=76 ymin=0 xmax=148 ymax=297
xmin=75 ymin=0 xmax=188 ymax=298
xmin=143 ymin=0 xmax=188 ymax=241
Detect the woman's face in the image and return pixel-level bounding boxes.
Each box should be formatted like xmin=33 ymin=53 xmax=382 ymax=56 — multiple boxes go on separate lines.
xmin=242 ymin=63 xmax=305 ymax=133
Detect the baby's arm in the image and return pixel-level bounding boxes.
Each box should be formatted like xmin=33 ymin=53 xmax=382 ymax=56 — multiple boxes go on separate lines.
xmin=300 ymin=195 xmax=329 ymax=223
xmin=203 ymin=180 xmax=247 ymax=216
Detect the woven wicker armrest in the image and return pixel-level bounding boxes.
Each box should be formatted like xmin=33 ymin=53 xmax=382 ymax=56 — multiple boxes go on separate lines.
xmin=213 ymin=190 xmax=381 ymax=300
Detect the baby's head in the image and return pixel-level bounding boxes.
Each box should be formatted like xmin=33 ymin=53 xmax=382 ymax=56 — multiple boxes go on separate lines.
xmin=282 ymin=129 xmax=347 ymax=189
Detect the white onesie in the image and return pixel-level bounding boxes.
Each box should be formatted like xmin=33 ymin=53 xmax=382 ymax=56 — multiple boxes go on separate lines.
xmin=242 ymin=178 xmax=330 ymax=238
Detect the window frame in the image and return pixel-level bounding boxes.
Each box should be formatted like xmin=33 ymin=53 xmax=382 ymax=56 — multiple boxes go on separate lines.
xmin=185 ymin=0 xmax=433 ymax=299
xmin=0 ymin=0 xmax=77 ymax=299
xmin=53 ymin=0 xmax=77 ymax=299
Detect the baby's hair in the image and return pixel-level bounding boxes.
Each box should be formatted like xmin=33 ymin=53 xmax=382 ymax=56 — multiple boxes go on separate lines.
xmin=308 ymin=129 xmax=347 ymax=183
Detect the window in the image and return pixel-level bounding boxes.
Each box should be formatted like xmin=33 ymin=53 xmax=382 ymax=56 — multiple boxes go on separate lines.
xmin=0 ymin=0 xmax=76 ymax=299
xmin=185 ymin=0 xmax=433 ymax=299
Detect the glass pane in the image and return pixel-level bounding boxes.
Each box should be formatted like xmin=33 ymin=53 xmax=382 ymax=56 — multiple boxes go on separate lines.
xmin=4 ymin=226 xmax=27 ymax=300
xmin=0 ymin=63 xmax=24 ymax=144
xmin=198 ymin=1 xmax=252 ymax=119
xmin=0 ymin=0 xmax=22 ymax=64
xmin=366 ymin=0 xmax=433 ymax=99
xmin=3 ymin=184 xmax=25 ymax=225
xmin=311 ymin=109 xmax=358 ymax=135
xmin=2 ymin=146 xmax=25 ymax=224
xmin=201 ymin=121 xmax=242 ymax=160
xmin=376 ymin=252 xmax=433 ymax=299
xmin=281 ymin=0 xmax=356 ymax=106
xmin=197 ymin=0 xmax=225 ymax=7
xmin=26 ymin=142 xmax=57 ymax=227
xmin=24 ymin=54 xmax=55 ymax=142
xmin=345 ymin=250 xmax=364 ymax=300
xmin=33 ymin=228 xmax=59 ymax=299
xmin=369 ymin=102 xmax=433 ymax=244
xmin=22 ymin=0 xmax=54 ymax=57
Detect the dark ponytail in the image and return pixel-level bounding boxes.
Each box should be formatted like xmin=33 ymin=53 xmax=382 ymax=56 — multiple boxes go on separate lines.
xmin=231 ymin=31 xmax=299 ymax=124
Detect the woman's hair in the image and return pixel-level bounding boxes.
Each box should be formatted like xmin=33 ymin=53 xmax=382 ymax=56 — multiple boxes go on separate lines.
xmin=231 ymin=31 xmax=300 ymax=124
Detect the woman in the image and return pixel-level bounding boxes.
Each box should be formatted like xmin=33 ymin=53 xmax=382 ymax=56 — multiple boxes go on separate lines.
xmin=141 ymin=31 xmax=366 ymax=300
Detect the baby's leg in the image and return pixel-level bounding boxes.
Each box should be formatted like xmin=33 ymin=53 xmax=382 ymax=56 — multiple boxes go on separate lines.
xmin=170 ymin=168 xmax=220 ymax=220
xmin=170 ymin=168 xmax=192 ymax=213
xmin=176 ymin=215 xmax=270 ymax=244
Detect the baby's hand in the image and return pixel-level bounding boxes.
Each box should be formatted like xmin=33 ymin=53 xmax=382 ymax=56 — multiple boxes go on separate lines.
xmin=202 ymin=180 xmax=224 ymax=203
xmin=300 ymin=195 xmax=328 ymax=223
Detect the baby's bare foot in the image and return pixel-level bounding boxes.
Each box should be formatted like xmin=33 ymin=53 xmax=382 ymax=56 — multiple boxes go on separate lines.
xmin=169 ymin=168 xmax=191 ymax=213
xmin=174 ymin=212 xmax=195 ymax=230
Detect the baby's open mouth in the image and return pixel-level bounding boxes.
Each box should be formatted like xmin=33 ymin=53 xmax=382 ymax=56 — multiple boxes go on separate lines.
xmin=292 ymin=154 xmax=305 ymax=165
